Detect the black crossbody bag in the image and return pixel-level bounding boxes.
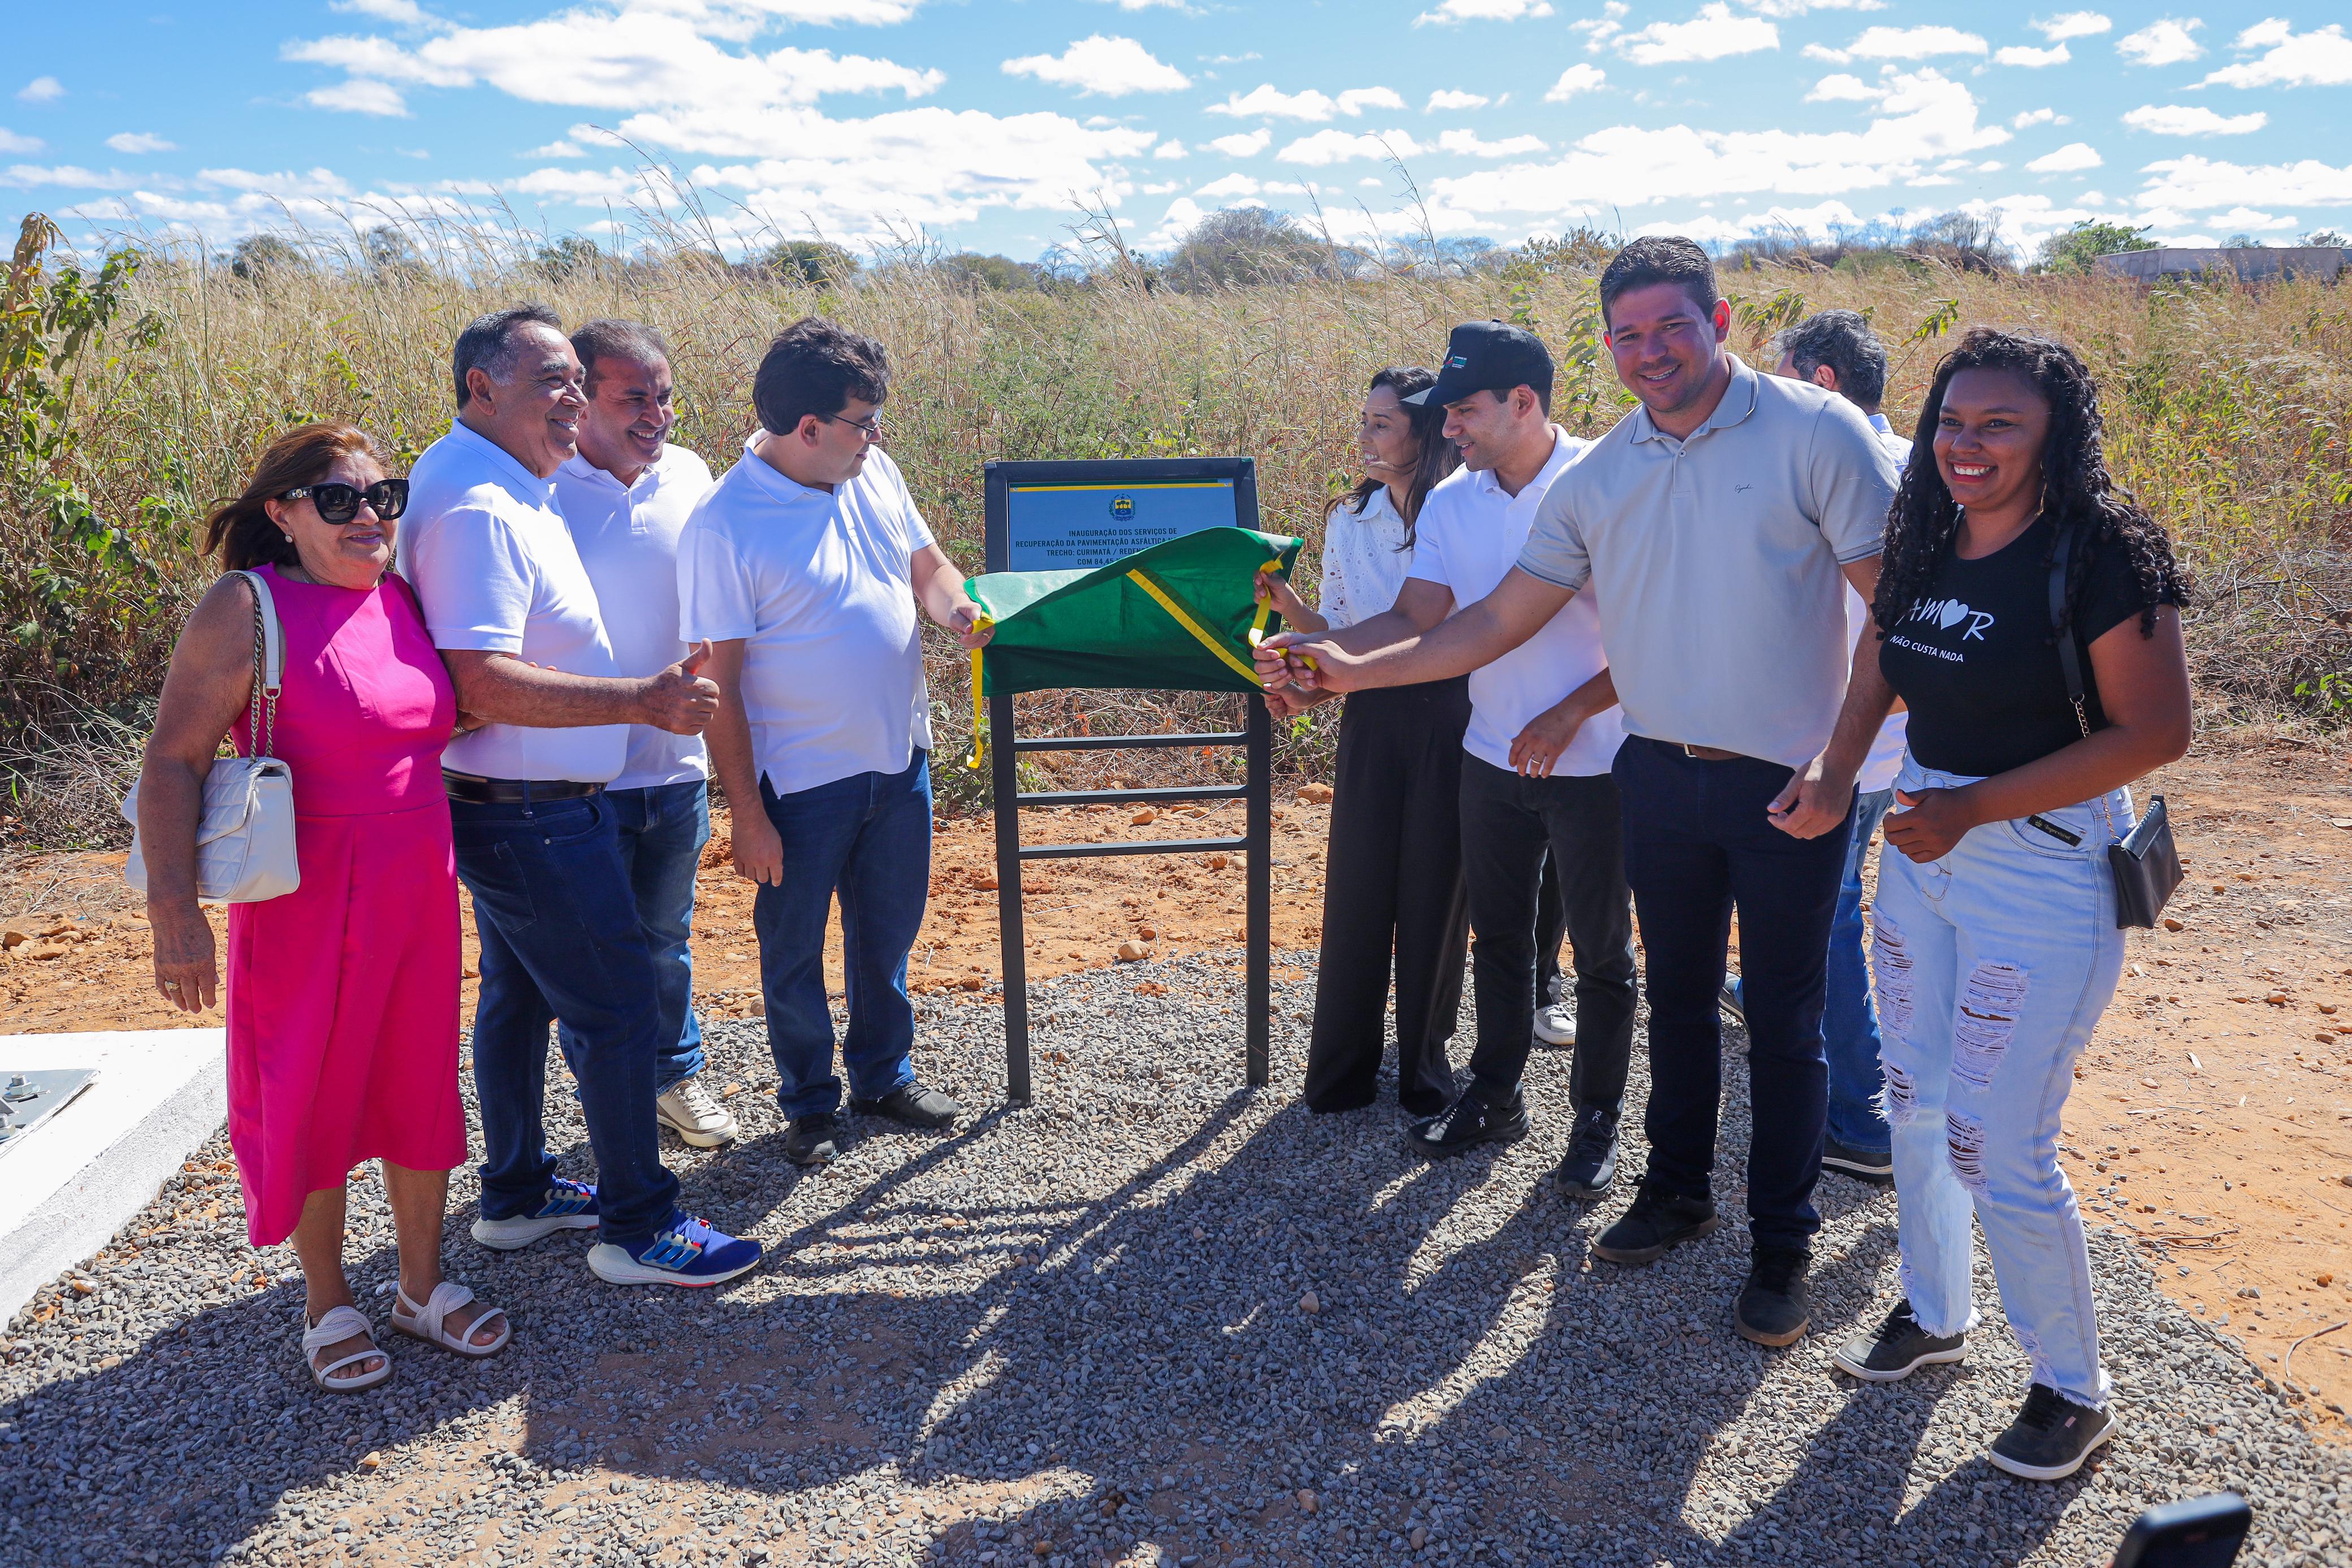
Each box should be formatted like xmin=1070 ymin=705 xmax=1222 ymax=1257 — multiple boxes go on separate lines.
xmin=2049 ymin=522 xmax=2182 ymax=929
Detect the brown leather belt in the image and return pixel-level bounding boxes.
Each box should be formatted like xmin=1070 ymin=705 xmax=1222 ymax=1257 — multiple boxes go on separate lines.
xmin=1670 ymin=742 xmax=1746 ymax=762
xmin=443 ymin=770 xmax=604 ymax=804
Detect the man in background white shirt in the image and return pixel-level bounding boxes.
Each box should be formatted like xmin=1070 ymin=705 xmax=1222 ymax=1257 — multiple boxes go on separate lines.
xmin=1720 ymin=310 xmax=1914 ymax=1187
xmin=552 ymin=318 xmax=734 ymax=1151
xmin=403 ymin=304 xmax=760 ymax=1289
xmin=680 ymin=317 xmax=991 ymax=1168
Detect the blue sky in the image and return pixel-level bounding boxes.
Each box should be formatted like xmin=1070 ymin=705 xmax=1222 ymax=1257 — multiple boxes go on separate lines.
xmin=5 ymin=2 xmax=2349 ymax=263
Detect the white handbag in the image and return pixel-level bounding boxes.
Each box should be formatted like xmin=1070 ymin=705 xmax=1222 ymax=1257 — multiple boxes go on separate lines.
xmin=122 ymin=569 xmax=301 ymax=904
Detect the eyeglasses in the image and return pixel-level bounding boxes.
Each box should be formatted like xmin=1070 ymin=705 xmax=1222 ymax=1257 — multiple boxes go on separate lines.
xmin=281 ymin=479 xmax=410 ymax=523
xmin=816 ymin=410 xmax=886 ymax=441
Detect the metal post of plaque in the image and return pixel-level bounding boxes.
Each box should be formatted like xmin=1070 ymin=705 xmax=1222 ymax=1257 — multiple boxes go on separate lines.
xmin=980 ymin=457 xmax=1273 ymax=1105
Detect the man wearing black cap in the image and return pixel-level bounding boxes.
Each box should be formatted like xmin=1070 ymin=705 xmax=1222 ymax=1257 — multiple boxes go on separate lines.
xmin=1277 ymin=320 xmax=1638 ymax=1188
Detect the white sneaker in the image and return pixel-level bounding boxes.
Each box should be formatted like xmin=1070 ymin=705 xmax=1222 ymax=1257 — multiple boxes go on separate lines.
xmin=1533 ymin=1000 xmax=1577 ymax=1046
xmin=655 ymin=1076 xmax=740 ymax=1149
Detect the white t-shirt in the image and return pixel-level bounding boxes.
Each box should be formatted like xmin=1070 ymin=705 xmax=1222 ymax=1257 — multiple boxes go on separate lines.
xmin=1408 ymin=427 xmax=1626 ymax=778
xmin=400 ymin=422 xmax=626 ymax=784
xmin=677 ymin=439 xmax=937 ymax=798
xmin=1855 ymin=412 xmax=1914 ymax=795
xmin=554 ymin=444 xmax=716 ymax=791
xmin=1317 ymin=486 xmax=1412 ymax=630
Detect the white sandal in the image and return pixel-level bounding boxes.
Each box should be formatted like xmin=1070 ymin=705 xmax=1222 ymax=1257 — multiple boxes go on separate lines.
xmin=390 ymin=1280 xmax=511 ymax=1358
xmin=302 ymin=1305 xmax=392 ymax=1393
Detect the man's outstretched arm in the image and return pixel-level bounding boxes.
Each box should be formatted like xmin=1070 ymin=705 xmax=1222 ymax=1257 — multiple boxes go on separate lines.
xmin=1255 ymin=567 xmax=1574 ymax=694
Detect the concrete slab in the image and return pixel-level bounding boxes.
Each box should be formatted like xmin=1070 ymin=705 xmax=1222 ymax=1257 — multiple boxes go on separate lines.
xmin=0 ymin=1028 xmax=226 ymax=1328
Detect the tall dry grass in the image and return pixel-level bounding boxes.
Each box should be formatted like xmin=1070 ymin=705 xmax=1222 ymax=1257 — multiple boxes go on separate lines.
xmin=5 ymin=214 xmax=2350 ymax=846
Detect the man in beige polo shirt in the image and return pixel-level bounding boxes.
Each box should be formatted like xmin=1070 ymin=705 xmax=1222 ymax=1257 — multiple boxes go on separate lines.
xmin=1257 ymin=236 xmax=1897 ymax=1349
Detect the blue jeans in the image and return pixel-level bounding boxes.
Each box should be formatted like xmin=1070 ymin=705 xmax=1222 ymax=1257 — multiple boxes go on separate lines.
xmin=1730 ymin=787 xmax=1895 ymax=1156
xmin=1873 ymin=759 xmax=2130 ymax=1407
xmin=451 ymin=790 xmax=679 ymax=1246
xmin=1613 ymin=738 xmax=1850 ymax=1251
xmin=754 ymin=750 xmax=932 ymax=1120
xmin=557 ymin=779 xmax=709 ymax=1093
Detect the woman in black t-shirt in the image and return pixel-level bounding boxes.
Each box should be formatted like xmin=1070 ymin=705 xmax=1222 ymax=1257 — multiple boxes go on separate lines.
xmin=1822 ymin=329 xmax=2190 ymax=1482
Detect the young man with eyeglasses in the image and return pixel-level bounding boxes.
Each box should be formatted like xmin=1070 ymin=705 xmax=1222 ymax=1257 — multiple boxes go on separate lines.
xmin=680 ymin=316 xmax=991 ymax=1167
xmin=401 ymin=303 xmax=763 ymax=1289
xmin=552 ymin=318 xmax=734 ymax=1152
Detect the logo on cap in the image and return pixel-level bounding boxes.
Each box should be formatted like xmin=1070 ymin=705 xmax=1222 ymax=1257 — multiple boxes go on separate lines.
xmin=1109 ymin=495 xmax=1136 ymax=520
xmin=1447 ymin=354 xmax=1471 ymax=368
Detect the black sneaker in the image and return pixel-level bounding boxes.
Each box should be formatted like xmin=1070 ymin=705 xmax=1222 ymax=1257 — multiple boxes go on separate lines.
xmin=1831 ymin=1300 xmax=1966 ymax=1381
xmin=1590 ymin=1184 xmax=1718 ymax=1264
xmin=1404 ymin=1083 xmax=1529 ymax=1160
xmin=1717 ymin=978 xmax=1745 ymax=1025
xmin=849 ymin=1081 xmax=965 ymax=1130
xmin=1988 ymin=1385 xmax=2117 ymax=1480
xmin=1822 ymin=1137 xmax=1895 ymax=1186
xmin=1735 ymin=1245 xmax=1812 ymax=1347
xmin=784 ymin=1112 xmax=844 ymax=1166
xmin=1552 ymin=1105 xmax=1619 ymax=1198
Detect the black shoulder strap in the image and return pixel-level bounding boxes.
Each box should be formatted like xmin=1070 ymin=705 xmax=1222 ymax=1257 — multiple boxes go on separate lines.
xmin=2048 ymin=519 xmax=2091 ymax=737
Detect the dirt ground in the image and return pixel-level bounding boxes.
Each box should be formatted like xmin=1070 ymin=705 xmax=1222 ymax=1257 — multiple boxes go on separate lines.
xmin=6 ymin=736 xmax=2348 ymax=1430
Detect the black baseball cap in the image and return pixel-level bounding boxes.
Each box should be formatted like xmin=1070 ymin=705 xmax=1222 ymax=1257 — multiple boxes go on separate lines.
xmin=1404 ymin=319 xmax=1555 ymax=407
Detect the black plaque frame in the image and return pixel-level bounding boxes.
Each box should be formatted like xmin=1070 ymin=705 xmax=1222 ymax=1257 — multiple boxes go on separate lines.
xmin=980 ymin=457 xmax=1271 ymax=1104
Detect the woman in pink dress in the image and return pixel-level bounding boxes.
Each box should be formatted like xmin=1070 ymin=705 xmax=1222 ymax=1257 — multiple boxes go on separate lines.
xmin=139 ymin=421 xmax=509 ymax=1391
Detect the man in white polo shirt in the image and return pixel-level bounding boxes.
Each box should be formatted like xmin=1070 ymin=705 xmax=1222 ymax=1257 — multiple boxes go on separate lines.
xmin=1290 ymin=322 xmax=1636 ymax=1190
xmin=1259 ymin=240 xmax=1897 ymax=1349
xmin=681 ymin=317 xmax=991 ymax=1168
xmin=552 ymin=318 xmax=736 ymax=1153
xmin=1722 ymin=310 xmax=1918 ymax=1188
xmin=402 ymin=303 xmax=761 ymax=1289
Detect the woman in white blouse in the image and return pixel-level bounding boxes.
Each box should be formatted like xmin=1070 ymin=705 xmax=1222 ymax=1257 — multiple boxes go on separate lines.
xmin=1259 ymin=366 xmax=1469 ymax=1115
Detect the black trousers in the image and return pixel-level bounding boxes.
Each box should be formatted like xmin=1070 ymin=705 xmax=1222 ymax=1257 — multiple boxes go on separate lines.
xmin=1303 ymin=679 xmax=1473 ymax=1117
xmin=1613 ymin=737 xmax=1851 ymax=1250
xmin=1458 ymin=755 xmax=1638 ymax=1111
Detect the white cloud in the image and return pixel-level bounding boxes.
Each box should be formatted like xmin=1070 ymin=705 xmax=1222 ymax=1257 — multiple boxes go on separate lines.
xmin=1207 ymin=128 xmax=1271 ymax=157
xmin=1425 ymin=66 xmax=2008 ymax=222
xmin=1994 ymin=44 xmax=2068 ymax=67
xmin=0 ymin=127 xmax=41 ymax=154
xmin=2200 ymin=21 xmax=2352 ymax=89
xmin=104 ymin=131 xmax=176 ymax=154
xmin=332 ymin=0 xmax=443 ymax=24
xmin=1193 ymin=172 xmax=1260 ymax=197
xmin=1275 ymin=128 xmax=1422 ymax=166
xmin=1844 ymin=26 xmax=1986 ymax=59
xmin=1805 ymin=72 xmax=1877 ymax=101
xmin=1203 ymin=84 xmax=1402 ymax=120
xmin=1436 ymin=128 xmax=1549 ymax=157
xmin=1413 ymin=0 xmax=1554 ymax=24
xmin=197 ymin=166 xmax=354 ymax=198
xmin=2116 ymin=19 xmax=2203 ymax=67
xmin=2204 ymin=204 xmax=2297 ymax=232
xmin=1153 ymin=138 xmax=1187 ymax=159
xmin=2011 ymin=107 xmax=2064 ymax=127
xmin=1138 ymin=178 xmax=1182 ymax=194
xmin=1090 ymin=0 xmax=1196 ymax=10
xmin=0 ymin=164 xmax=139 ymax=190
xmin=2026 ymin=141 xmax=2102 ymax=173
xmin=1001 ymin=35 xmax=1189 ymax=96
xmin=2133 ymin=154 xmax=2352 ymax=214
xmin=2122 ymin=103 xmax=2265 ymax=136
xmin=1733 ymin=0 xmax=1886 ymax=14
xmin=16 ymin=77 xmax=64 ymax=105
xmin=1425 ymin=89 xmax=1491 ymax=111
xmin=522 ymin=138 xmax=586 ymax=157
xmin=1545 ymin=64 xmax=1607 ymax=101
xmin=2030 ymin=11 xmax=2109 ymax=42
xmin=1145 ymin=196 xmax=1205 ymax=245
xmin=308 ymin=80 xmax=412 ymax=116
xmin=1614 ymin=4 xmax=1779 ymax=66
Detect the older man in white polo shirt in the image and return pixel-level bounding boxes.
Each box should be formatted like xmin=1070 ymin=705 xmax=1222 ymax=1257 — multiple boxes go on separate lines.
xmin=681 ymin=317 xmax=991 ymax=1169
xmin=551 ymin=317 xmax=736 ymax=1152
xmin=401 ymin=303 xmax=760 ymax=1289
xmin=1259 ymin=240 xmax=1897 ymax=1350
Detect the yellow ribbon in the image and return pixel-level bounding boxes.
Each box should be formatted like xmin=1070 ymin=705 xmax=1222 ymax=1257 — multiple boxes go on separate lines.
xmin=1246 ymin=557 xmax=1316 ymax=673
xmin=963 ymin=614 xmax=995 ymax=770
xmin=1126 ymin=569 xmax=1261 ymax=683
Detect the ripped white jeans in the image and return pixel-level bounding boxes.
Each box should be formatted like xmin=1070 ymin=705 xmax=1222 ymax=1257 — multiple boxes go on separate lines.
xmin=1870 ymin=758 xmax=2130 ymax=1408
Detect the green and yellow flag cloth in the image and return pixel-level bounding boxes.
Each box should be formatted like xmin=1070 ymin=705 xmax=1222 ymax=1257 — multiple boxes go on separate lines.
xmin=961 ymin=525 xmax=1303 ymax=766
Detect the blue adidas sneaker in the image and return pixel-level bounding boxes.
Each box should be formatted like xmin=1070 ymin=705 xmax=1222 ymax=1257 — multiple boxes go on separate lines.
xmin=470 ymin=1178 xmax=600 ymax=1251
xmin=587 ymin=1212 xmax=763 ymax=1288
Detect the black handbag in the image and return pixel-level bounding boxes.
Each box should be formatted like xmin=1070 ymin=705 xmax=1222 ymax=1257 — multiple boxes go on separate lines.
xmin=2050 ymin=522 xmax=2183 ymax=929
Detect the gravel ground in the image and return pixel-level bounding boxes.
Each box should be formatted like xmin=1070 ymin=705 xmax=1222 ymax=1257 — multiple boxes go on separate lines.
xmin=3 ymin=950 xmax=2346 ymax=1567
